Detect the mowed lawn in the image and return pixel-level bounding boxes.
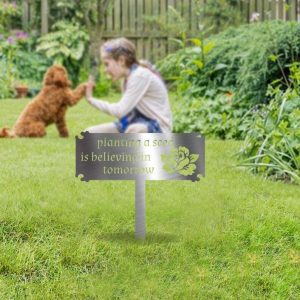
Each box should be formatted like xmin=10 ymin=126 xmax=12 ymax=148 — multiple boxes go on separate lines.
xmin=0 ymin=94 xmax=299 ymax=299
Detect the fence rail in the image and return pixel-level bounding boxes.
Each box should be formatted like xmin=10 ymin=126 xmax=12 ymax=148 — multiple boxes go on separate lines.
xmin=102 ymin=0 xmax=300 ymax=62
xmin=21 ymin=0 xmax=300 ymax=62
xmin=101 ymin=0 xmax=200 ymax=62
xmin=239 ymin=0 xmax=300 ymax=22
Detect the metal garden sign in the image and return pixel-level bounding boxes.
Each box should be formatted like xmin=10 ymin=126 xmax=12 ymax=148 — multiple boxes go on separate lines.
xmin=76 ymin=132 xmax=205 ymax=240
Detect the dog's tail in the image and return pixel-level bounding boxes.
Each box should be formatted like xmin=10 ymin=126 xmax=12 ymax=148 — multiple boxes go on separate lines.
xmin=0 ymin=127 xmax=14 ymax=138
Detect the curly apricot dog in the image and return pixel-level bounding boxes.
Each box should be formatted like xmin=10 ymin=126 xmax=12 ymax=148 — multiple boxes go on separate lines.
xmin=0 ymin=65 xmax=86 ymax=138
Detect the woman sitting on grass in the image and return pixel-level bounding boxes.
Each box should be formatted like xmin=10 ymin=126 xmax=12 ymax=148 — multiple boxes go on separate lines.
xmin=85 ymin=37 xmax=173 ymax=133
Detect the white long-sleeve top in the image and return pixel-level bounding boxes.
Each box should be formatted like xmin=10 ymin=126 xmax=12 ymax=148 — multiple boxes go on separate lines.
xmin=89 ymin=65 xmax=173 ymax=133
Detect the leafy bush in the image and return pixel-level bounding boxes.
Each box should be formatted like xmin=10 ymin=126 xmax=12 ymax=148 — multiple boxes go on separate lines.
xmin=0 ymin=59 xmax=15 ymax=98
xmin=0 ymin=2 xmax=20 ymax=32
xmin=92 ymin=72 xmax=113 ymax=97
xmin=161 ymin=21 xmax=300 ymax=140
xmin=14 ymin=50 xmax=51 ymax=84
xmin=238 ymin=64 xmax=300 ymax=184
xmin=0 ymin=31 xmax=51 ymax=98
xmin=0 ymin=33 xmax=20 ymax=98
xmin=204 ymin=20 xmax=300 ymax=104
xmin=159 ymin=21 xmax=300 ymax=104
xmin=36 ymin=21 xmax=89 ymax=85
xmin=79 ymin=64 xmax=114 ymax=97
xmin=157 ymin=37 xmax=214 ymax=96
xmin=173 ymin=93 xmax=254 ymax=139
xmin=12 ymin=31 xmax=51 ymax=83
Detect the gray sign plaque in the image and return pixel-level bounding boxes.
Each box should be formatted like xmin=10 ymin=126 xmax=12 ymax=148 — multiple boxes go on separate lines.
xmin=76 ymin=132 xmax=205 ymax=239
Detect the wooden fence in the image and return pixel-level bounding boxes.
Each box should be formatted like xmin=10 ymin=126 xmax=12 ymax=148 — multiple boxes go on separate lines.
xmin=102 ymin=0 xmax=300 ymax=62
xmin=239 ymin=0 xmax=300 ymax=22
xmin=21 ymin=0 xmax=300 ymax=62
xmin=101 ymin=0 xmax=200 ymax=62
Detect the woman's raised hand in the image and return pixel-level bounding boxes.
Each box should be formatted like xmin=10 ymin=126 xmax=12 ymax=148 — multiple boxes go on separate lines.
xmin=86 ymin=75 xmax=95 ymax=103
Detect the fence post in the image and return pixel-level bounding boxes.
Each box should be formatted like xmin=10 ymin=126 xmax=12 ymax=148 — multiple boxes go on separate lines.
xmin=100 ymin=0 xmax=300 ymax=60
xmin=22 ymin=0 xmax=29 ymax=30
xmin=41 ymin=0 xmax=49 ymax=34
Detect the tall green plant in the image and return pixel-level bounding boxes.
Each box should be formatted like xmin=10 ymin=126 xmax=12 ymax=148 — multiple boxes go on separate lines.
xmin=0 ymin=34 xmax=21 ymax=99
xmin=0 ymin=2 xmax=20 ymax=31
xmin=36 ymin=21 xmax=89 ymax=85
xmin=238 ymin=63 xmax=300 ymax=184
xmin=157 ymin=36 xmax=214 ymax=96
xmin=0 ymin=59 xmax=14 ymax=99
xmin=160 ymin=21 xmax=300 ymax=104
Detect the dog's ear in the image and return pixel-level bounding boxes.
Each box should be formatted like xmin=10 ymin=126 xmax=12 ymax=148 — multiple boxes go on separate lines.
xmin=44 ymin=68 xmax=54 ymax=86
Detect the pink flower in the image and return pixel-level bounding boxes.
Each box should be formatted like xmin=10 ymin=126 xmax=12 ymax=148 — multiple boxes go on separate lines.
xmin=16 ymin=31 xmax=28 ymax=40
xmin=7 ymin=36 xmax=15 ymax=44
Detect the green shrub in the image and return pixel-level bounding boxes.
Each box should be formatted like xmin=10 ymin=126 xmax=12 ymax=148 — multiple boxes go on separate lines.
xmin=238 ymin=63 xmax=300 ymax=184
xmin=0 ymin=59 xmax=15 ymax=99
xmin=0 ymin=35 xmax=19 ymax=99
xmin=12 ymin=32 xmax=51 ymax=84
xmin=204 ymin=20 xmax=300 ymax=104
xmin=159 ymin=21 xmax=300 ymax=104
xmin=173 ymin=93 xmax=254 ymax=139
xmin=0 ymin=2 xmax=20 ymax=32
xmin=36 ymin=21 xmax=89 ymax=86
xmin=161 ymin=21 xmax=300 ymax=140
xmin=157 ymin=37 xmax=214 ymax=97
xmin=79 ymin=64 xmax=114 ymax=97
xmin=14 ymin=50 xmax=51 ymax=84
xmin=0 ymin=31 xmax=51 ymax=98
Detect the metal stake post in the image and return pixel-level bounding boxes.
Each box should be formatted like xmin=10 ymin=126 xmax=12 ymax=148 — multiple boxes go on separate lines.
xmin=135 ymin=178 xmax=146 ymax=240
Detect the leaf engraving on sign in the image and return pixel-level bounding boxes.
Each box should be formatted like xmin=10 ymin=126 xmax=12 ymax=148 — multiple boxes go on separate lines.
xmin=161 ymin=146 xmax=200 ymax=176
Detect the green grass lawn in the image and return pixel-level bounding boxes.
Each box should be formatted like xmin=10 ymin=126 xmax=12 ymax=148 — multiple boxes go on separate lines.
xmin=0 ymin=95 xmax=299 ymax=299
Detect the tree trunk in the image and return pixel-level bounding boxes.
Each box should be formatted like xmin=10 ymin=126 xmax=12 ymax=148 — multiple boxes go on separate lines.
xmin=89 ymin=0 xmax=111 ymax=78
xmin=41 ymin=0 xmax=49 ymax=35
xmin=22 ymin=0 xmax=29 ymax=30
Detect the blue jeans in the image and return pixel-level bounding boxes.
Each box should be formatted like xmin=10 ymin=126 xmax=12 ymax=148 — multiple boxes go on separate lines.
xmin=114 ymin=108 xmax=163 ymax=133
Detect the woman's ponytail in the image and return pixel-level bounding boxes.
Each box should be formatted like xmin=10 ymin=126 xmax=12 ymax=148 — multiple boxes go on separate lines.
xmin=138 ymin=59 xmax=164 ymax=82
